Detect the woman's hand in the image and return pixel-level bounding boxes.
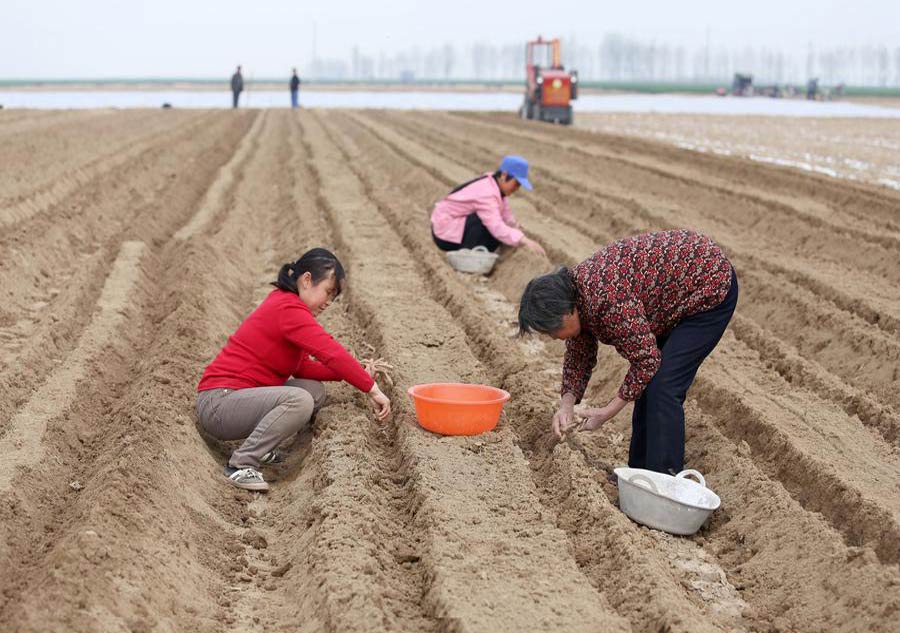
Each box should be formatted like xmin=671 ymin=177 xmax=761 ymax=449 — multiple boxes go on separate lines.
xmin=577 ymin=406 xmax=615 ymax=432
xmin=367 ymin=383 xmax=392 ymax=422
xmin=576 ymin=396 xmax=628 ymax=433
xmin=552 ymin=392 xmax=577 ymax=438
xmin=520 ymin=236 xmax=547 ymax=257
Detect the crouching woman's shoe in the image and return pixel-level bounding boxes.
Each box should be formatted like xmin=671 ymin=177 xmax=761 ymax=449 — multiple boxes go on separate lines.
xmin=224 ymin=466 xmax=269 ymax=492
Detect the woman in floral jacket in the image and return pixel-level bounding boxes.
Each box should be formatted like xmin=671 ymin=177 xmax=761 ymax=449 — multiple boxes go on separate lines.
xmin=517 ymin=229 xmax=738 ymax=475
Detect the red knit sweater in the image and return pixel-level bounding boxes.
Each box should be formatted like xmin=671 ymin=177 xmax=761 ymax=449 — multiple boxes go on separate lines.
xmin=198 ymin=289 xmax=374 ymax=393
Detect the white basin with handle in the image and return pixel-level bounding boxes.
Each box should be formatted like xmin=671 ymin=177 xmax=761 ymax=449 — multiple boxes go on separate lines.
xmin=614 ymin=467 xmax=721 ymax=535
xmin=446 ymin=246 xmax=499 ymax=274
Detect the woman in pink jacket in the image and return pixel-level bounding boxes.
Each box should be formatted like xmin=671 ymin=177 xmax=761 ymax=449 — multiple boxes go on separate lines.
xmin=431 ymin=155 xmax=546 ymax=255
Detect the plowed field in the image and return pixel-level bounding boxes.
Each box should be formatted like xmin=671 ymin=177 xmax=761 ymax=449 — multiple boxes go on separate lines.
xmin=1 ymin=108 xmax=898 ymax=633
xmin=576 ymin=113 xmax=900 ymax=190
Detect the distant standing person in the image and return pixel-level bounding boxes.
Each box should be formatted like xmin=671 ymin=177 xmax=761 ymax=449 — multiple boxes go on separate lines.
xmin=290 ymin=68 xmax=301 ymax=108
xmin=231 ymin=65 xmax=244 ymax=109
xmin=431 ymin=155 xmax=546 ymax=256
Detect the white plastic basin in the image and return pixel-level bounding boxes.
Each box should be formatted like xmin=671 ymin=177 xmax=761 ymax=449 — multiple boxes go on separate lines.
xmin=446 ymin=246 xmax=499 ymax=275
xmin=614 ymin=467 xmax=721 ymax=535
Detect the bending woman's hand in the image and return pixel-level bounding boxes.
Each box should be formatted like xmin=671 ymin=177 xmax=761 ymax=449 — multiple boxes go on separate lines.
xmin=577 ymin=407 xmax=615 ymax=432
xmin=367 ymin=383 xmax=392 ymax=422
xmin=552 ymin=392 xmax=577 ymax=438
xmin=577 ymin=396 xmax=628 ymax=433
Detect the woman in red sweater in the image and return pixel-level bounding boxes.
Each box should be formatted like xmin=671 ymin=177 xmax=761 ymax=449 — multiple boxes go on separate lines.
xmin=196 ymin=248 xmax=391 ymax=491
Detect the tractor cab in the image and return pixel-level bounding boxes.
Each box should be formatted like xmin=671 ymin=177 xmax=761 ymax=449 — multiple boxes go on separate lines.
xmin=521 ymin=36 xmax=578 ymax=125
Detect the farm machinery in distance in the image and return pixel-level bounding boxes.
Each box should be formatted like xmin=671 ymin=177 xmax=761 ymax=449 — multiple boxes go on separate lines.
xmin=520 ymin=36 xmax=578 ymax=125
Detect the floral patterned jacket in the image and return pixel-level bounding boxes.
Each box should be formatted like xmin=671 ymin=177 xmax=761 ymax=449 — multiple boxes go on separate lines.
xmin=561 ymin=230 xmax=733 ymax=403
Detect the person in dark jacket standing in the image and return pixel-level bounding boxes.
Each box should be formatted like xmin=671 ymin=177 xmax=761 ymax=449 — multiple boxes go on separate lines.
xmin=517 ymin=230 xmax=738 ymax=475
xmin=231 ymin=65 xmax=244 ymax=109
xmin=290 ymin=68 xmax=301 ymax=108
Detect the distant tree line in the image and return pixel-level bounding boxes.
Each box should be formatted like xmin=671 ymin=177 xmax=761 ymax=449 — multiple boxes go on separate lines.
xmin=306 ymin=35 xmax=900 ymax=86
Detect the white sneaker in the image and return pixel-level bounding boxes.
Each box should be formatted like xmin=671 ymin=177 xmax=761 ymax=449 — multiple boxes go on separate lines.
xmin=224 ymin=466 xmax=269 ymax=492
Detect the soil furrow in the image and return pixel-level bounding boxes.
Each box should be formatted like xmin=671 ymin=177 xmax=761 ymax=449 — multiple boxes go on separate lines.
xmin=0 ymin=111 xmax=254 ymax=431
xmin=521 ymin=114 xmax=900 ymax=246
xmin=175 ymin=112 xmax=266 ymax=240
xmin=0 ymin=110 xmax=110 ymax=141
xmin=0 ymin=109 xmax=206 ymax=230
xmin=257 ymin=111 xmax=444 ymax=632
xmin=690 ymin=352 xmax=900 ymax=565
xmin=0 ymin=110 xmax=291 ymax=632
xmin=462 ymin=112 xmax=900 ymax=236
xmin=334 ymin=112 xmax=760 ymax=629
xmin=325 ymin=110 xmax=900 ymax=632
xmin=359 ymin=110 xmax=900 ymax=423
xmin=180 ymin=110 xmax=440 ymax=633
xmin=398 ymin=110 xmax=900 ymax=335
xmin=0 ymin=240 xmax=146 ymax=490
xmin=0 ymin=109 xmax=167 ymax=180
xmin=303 ymin=109 xmax=631 ymax=633
xmin=729 ymin=313 xmax=899 ymax=446
xmin=0 ymin=109 xmax=139 ymax=147
xmin=180 ymin=110 xmax=332 ymax=632
xmin=4 ymin=108 xmax=898 ymax=632
xmin=325 ymin=111 xmax=741 ymax=633
xmin=348 ymin=111 xmax=900 ymax=564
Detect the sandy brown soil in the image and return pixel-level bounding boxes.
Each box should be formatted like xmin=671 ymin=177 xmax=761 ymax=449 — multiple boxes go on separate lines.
xmin=576 ymin=112 xmax=900 ymax=191
xmin=0 ymin=108 xmax=898 ymax=632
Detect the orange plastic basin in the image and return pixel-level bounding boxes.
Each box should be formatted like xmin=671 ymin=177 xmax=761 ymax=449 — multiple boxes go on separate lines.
xmin=407 ymin=383 xmax=511 ymax=436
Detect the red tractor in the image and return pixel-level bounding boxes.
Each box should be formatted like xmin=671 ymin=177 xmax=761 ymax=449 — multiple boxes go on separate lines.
xmin=520 ymin=36 xmax=578 ymax=125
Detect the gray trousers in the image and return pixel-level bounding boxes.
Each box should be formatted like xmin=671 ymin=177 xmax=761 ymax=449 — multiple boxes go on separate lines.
xmin=196 ymin=379 xmax=326 ymax=469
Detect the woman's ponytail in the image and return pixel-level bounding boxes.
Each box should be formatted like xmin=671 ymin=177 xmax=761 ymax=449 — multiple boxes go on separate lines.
xmin=271 ymin=248 xmax=345 ymax=296
xmin=273 ymin=263 xmax=299 ymax=294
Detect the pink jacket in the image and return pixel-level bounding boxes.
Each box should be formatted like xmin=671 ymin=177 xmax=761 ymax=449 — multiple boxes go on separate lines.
xmin=430 ymin=174 xmax=524 ymax=246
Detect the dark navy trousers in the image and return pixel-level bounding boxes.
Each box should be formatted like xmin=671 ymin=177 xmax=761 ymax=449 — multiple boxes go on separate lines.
xmin=629 ymin=268 xmax=738 ymax=474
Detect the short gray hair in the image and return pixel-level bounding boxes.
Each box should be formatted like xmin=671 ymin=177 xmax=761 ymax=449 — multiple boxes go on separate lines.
xmin=518 ymin=267 xmax=576 ymax=335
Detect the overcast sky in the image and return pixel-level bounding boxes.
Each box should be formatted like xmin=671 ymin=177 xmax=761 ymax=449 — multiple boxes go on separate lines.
xmin=2 ymin=0 xmax=898 ymax=78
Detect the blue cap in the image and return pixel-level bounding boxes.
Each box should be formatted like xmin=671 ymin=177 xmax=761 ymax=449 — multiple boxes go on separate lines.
xmin=499 ymin=155 xmax=533 ymax=191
